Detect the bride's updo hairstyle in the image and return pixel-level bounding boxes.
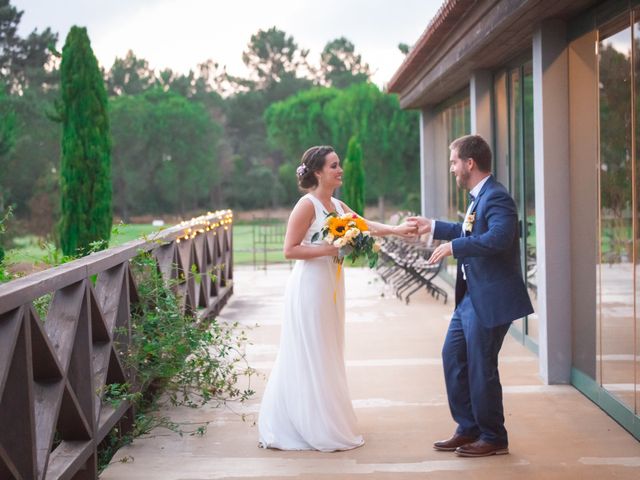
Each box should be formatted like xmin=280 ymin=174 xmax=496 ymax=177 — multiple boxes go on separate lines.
xmin=297 ymin=145 xmax=335 ymax=190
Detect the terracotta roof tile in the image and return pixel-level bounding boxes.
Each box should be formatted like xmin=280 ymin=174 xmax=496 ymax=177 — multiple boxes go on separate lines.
xmin=387 ymin=0 xmax=475 ymax=93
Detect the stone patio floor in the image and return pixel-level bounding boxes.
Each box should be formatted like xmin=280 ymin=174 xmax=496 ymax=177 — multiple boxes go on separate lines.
xmin=102 ymin=265 xmax=640 ymax=479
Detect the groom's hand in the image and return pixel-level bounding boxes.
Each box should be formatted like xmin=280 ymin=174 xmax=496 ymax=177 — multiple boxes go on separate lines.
xmin=427 ymin=242 xmax=452 ymax=264
xmin=392 ymin=221 xmax=419 ymax=238
xmin=406 ymin=216 xmax=432 ymax=235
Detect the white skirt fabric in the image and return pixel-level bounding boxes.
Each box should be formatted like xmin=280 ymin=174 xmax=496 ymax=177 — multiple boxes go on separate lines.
xmin=258 ymin=255 xmax=364 ymax=452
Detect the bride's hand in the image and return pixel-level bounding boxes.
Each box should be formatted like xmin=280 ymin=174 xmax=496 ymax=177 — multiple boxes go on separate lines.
xmin=392 ymin=221 xmax=419 ymax=238
xmin=324 ymin=244 xmax=340 ymax=257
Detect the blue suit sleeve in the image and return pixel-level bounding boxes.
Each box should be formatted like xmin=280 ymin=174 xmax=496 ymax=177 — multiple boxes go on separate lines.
xmin=433 ymin=220 xmax=463 ymax=241
xmin=450 ymin=190 xmax=517 ymax=257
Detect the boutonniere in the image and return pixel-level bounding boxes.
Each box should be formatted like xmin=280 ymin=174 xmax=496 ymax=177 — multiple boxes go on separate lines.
xmin=463 ymin=212 xmax=476 ymax=233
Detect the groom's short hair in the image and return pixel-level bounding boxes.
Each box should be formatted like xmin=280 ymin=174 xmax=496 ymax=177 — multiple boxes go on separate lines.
xmin=450 ymin=135 xmax=492 ymax=173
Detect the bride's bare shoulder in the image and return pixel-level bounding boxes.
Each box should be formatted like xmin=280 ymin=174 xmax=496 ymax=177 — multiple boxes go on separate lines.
xmin=289 ymin=195 xmax=315 ymax=219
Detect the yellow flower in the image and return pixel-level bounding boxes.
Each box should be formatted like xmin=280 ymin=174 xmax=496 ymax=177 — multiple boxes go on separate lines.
xmin=354 ymin=216 xmax=368 ymax=232
xmin=373 ymin=241 xmax=381 ymax=253
xmin=328 ymin=216 xmax=349 ymax=237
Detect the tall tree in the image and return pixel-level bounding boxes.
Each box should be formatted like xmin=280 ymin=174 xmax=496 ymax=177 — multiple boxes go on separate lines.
xmin=0 ymin=0 xmax=58 ymax=92
xmin=342 ymin=135 xmax=365 ymax=216
xmin=106 ymin=50 xmax=155 ymax=96
xmin=325 ymin=82 xmax=418 ymax=219
xmin=109 ymin=93 xmax=148 ymax=221
xmin=264 ymin=87 xmax=338 ymax=162
xmin=0 ymin=88 xmax=61 ymax=221
xmin=319 ymin=37 xmax=371 ymax=88
xmin=58 ymin=26 xmax=112 ymax=255
xmin=194 ymin=59 xmax=232 ymax=97
xmin=0 ymin=88 xmax=15 ymax=264
xmin=241 ymin=26 xmax=310 ymax=90
xmin=110 ymin=88 xmax=220 ymax=217
xmin=146 ymin=89 xmax=220 ymax=215
xmin=0 ymin=0 xmax=24 ymax=82
xmin=0 ymin=0 xmax=60 ymax=228
xmin=262 ymin=81 xmax=420 ymax=213
xmin=0 ymin=87 xmax=15 ymax=156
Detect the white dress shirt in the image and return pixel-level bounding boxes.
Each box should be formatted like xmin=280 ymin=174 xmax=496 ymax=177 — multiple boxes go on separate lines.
xmin=431 ymin=175 xmax=491 ymax=279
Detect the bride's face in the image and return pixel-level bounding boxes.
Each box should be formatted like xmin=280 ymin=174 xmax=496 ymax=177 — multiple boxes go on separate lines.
xmin=315 ymin=152 xmax=343 ymax=189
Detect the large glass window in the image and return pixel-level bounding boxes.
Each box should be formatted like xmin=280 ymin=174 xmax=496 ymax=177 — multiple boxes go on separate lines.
xmin=634 ymin=16 xmax=640 ymax=418
xmin=441 ymin=97 xmax=471 ymax=221
xmin=494 ymin=61 xmax=538 ymax=348
xmin=597 ymin=21 xmax=636 ymax=413
xmin=436 ymin=96 xmax=471 ymax=279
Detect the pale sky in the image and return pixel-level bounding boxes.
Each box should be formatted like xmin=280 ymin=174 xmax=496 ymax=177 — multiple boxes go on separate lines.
xmin=12 ymin=0 xmax=442 ymax=87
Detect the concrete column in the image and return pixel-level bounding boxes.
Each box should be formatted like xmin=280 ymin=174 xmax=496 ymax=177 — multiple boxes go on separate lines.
xmin=532 ymin=19 xmax=571 ymax=384
xmin=420 ymin=108 xmax=438 ymax=218
xmin=470 ymin=70 xmax=493 ymax=143
xmin=568 ymin=30 xmax=598 ymax=379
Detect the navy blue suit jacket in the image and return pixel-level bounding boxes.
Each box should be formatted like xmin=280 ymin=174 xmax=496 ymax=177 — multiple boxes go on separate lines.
xmin=433 ymin=175 xmax=534 ymax=327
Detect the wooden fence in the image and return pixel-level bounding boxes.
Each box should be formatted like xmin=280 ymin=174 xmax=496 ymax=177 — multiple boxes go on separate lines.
xmin=0 ymin=211 xmax=234 ymax=480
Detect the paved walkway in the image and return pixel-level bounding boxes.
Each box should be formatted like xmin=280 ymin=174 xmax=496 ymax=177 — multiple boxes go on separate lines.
xmin=102 ymin=265 xmax=640 ymax=479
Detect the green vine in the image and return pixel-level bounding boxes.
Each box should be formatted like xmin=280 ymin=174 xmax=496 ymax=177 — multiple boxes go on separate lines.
xmin=98 ymin=251 xmax=254 ymax=471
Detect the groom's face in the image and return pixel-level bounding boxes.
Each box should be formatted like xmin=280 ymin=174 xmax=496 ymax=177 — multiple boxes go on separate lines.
xmin=450 ymin=148 xmax=472 ymax=190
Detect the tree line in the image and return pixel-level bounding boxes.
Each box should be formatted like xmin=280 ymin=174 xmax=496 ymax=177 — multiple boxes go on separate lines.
xmin=0 ymin=0 xmax=419 ymax=244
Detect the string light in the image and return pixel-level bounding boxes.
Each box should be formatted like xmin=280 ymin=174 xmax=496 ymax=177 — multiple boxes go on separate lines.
xmin=175 ymin=209 xmax=233 ymax=243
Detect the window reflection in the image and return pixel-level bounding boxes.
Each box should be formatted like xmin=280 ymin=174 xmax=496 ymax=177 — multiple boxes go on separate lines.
xmin=495 ymin=62 xmax=537 ymax=345
xmin=635 ymin=17 xmax=640 ymax=416
xmin=597 ymin=26 xmax=635 ymax=411
xmin=439 ymin=97 xmax=471 ymax=279
xmin=442 ymin=98 xmax=471 ymax=221
xmin=523 ymin=62 xmax=538 ymax=344
xmin=509 ymin=68 xmax=525 ymax=338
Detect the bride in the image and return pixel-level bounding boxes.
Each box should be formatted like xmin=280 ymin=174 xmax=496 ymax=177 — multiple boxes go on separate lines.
xmin=258 ymin=145 xmax=416 ymax=452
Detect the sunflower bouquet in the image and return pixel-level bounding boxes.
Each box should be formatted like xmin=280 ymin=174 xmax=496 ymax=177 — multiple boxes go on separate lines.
xmin=312 ymin=212 xmax=381 ymax=268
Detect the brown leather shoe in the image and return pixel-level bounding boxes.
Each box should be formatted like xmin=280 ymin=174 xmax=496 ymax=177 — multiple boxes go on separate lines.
xmin=433 ymin=434 xmax=478 ymax=451
xmin=455 ymin=439 xmax=509 ymax=457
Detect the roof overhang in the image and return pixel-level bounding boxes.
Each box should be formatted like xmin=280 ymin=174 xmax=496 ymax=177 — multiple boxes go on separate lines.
xmin=387 ymin=0 xmax=599 ymax=109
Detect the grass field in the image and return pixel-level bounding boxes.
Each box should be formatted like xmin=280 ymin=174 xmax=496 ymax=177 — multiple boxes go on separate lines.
xmin=4 ymin=222 xmax=289 ymax=269
xmin=3 ymin=220 xmax=382 ymax=280
xmin=233 ymin=224 xmax=288 ymax=265
xmin=5 ymin=224 xmax=162 ymax=265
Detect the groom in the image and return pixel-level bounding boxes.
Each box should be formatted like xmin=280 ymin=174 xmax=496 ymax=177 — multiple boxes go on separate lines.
xmin=409 ymin=134 xmax=533 ymax=457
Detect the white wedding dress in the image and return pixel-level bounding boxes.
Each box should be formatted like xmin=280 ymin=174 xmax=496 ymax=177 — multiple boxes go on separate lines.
xmin=258 ymin=193 xmax=364 ymax=452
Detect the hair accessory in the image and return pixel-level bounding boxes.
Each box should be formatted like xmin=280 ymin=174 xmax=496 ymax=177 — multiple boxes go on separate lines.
xmin=296 ymin=165 xmax=307 ymax=177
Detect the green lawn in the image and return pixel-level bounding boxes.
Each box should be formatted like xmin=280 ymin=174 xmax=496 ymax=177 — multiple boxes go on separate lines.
xmin=232 ymin=223 xmax=370 ymax=268
xmin=4 ymin=222 xmax=290 ymax=268
xmin=233 ymin=224 xmax=287 ymax=265
xmin=4 ymin=220 xmax=383 ymax=276
xmin=110 ymin=223 xmax=163 ymax=244
xmin=5 ymin=224 xmax=162 ymax=266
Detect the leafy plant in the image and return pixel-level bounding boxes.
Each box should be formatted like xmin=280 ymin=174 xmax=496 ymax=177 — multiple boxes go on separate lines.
xmin=0 ymin=206 xmax=14 ymax=282
xmin=97 ymin=251 xmax=254 ymax=471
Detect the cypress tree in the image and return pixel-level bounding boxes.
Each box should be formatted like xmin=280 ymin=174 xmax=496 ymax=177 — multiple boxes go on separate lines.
xmin=343 ymin=135 xmax=365 ymax=216
xmin=0 ymin=89 xmax=16 ymax=265
xmin=58 ymin=26 xmax=112 ymax=256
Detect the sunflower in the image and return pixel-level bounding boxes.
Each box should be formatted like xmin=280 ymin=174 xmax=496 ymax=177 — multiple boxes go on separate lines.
xmin=354 ymin=216 xmax=369 ymax=232
xmin=327 ymin=216 xmax=350 ymax=237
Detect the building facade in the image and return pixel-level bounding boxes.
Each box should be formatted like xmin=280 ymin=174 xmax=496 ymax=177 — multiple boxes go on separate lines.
xmin=388 ymin=0 xmax=640 ymax=440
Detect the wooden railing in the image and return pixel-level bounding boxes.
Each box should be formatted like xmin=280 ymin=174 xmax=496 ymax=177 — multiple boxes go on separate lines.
xmin=0 ymin=211 xmax=234 ymax=480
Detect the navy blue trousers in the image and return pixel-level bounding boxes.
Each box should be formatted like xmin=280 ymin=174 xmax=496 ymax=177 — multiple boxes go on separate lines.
xmin=442 ymin=293 xmax=511 ymax=445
